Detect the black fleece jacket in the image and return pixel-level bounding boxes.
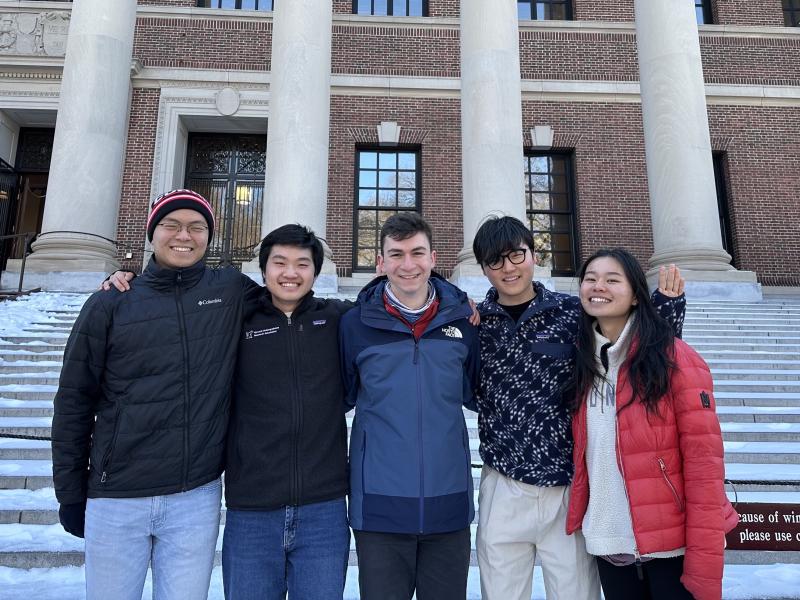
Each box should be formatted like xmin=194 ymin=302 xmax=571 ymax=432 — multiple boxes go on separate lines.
xmin=224 ymin=291 xmax=353 ymax=510
xmin=52 ymin=258 xmax=258 ymax=504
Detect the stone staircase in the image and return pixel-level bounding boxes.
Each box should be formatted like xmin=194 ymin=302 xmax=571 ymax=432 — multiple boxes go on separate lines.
xmin=1 ymin=293 xmax=799 ymax=595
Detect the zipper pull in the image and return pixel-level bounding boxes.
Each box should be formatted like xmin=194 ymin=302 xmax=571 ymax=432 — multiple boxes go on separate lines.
xmin=635 ymin=556 xmax=643 ymax=581
xmin=657 ymin=457 xmax=666 ymax=472
xmin=287 ymin=314 xmax=292 ymax=325
xmin=101 ymin=471 xmax=108 ymax=483
xmin=413 ymin=341 xmax=419 ymax=364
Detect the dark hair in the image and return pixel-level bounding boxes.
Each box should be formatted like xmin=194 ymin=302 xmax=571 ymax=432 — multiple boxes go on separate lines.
xmin=472 ymin=215 xmax=535 ymax=267
xmin=380 ymin=212 xmax=433 ymax=253
xmin=258 ymin=224 xmax=324 ymax=276
xmin=571 ymin=247 xmax=675 ymax=415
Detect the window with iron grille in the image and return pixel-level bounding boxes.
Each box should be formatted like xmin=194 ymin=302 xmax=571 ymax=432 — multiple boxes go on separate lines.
xmin=785 ymin=0 xmax=800 ymax=26
xmin=197 ymin=0 xmax=273 ymax=10
xmin=354 ymin=149 xmax=420 ymax=270
xmin=353 ymin=0 xmax=427 ymax=16
xmin=695 ymin=0 xmax=713 ymax=24
xmin=517 ymin=0 xmax=572 ymax=20
xmin=524 ymin=153 xmax=577 ymax=276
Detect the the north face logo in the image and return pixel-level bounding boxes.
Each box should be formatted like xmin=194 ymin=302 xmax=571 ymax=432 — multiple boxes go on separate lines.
xmin=442 ymin=326 xmax=463 ymax=339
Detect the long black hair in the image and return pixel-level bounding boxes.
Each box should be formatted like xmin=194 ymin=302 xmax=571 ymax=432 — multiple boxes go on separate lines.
xmin=570 ymin=248 xmax=675 ymax=415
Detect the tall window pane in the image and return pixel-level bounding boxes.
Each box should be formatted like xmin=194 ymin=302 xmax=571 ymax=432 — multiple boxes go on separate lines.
xmin=695 ymin=0 xmax=712 ymax=24
xmin=524 ymin=153 xmax=577 ymax=275
xmin=353 ymin=0 xmax=427 ymax=16
xmin=785 ymin=0 xmax=800 ymax=26
xmin=197 ymin=0 xmax=274 ymax=9
xmin=517 ymin=0 xmax=572 ymax=21
xmin=355 ymin=149 xmax=420 ymax=269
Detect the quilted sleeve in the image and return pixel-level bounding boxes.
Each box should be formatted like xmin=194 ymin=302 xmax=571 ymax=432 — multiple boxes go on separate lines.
xmin=671 ymin=341 xmax=727 ymax=600
xmin=51 ymin=293 xmax=111 ymax=505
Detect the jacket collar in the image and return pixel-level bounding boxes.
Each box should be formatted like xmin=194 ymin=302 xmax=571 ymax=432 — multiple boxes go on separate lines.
xmin=356 ymin=273 xmax=471 ymax=333
xmin=140 ymin=256 xmax=206 ymax=291
xmin=479 ymin=281 xmax=559 ymax=321
xmin=259 ymin=288 xmax=316 ymax=318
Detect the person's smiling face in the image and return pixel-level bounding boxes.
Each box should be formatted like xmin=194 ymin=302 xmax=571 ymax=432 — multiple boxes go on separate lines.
xmin=150 ymin=209 xmax=209 ymax=269
xmin=377 ymin=232 xmax=436 ymax=309
xmin=262 ymin=244 xmax=316 ymax=314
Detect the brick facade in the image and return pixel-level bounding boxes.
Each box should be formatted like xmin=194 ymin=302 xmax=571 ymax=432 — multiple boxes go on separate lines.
xmin=327 ymin=96 xmax=463 ymax=273
xmin=710 ymin=0 xmax=785 ymax=27
xmin=118 ymin=89 xmax=161 ymax=272
xmin=101 ymin=2 xmax=799 ymax=283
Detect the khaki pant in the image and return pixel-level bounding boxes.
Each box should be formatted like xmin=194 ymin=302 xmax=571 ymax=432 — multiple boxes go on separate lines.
xmin=476 ymin=466 xmax=601 ymax=600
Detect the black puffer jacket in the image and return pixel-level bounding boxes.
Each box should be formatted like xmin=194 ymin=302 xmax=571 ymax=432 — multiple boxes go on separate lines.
xmin=224 ymin=291 xmax=353 ymax=510
xmin=52 ymin=258 xmax=258 ymax=504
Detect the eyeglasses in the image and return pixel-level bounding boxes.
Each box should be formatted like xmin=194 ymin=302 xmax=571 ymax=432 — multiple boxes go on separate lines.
xmin=487 ymin=248 xmax=529 ymax=270
xmin=157 ymin=222 xmax=208 ymax=235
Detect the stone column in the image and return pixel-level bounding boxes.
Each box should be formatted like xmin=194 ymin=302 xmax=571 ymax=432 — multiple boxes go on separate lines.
xmin=4 ymin=0 xmax=138 ymax=291
xmin=635 ymin=0 xmax=760 ymax=300
xmin=248 ymin=0 xmax=336 ymax=292
xmin=451 ymin=0 xmax=530 ymax=297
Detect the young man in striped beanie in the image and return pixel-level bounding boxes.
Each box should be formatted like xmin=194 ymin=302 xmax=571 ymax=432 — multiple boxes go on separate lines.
xmin=52 ymin=189 xmax=259 ymax=600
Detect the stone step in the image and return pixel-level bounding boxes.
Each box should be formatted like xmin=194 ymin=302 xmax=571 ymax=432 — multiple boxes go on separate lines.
xmin=717 ymin=406 xmax=800 ymax=423
xmin=714 ymin=392 xmax=800 ymax=408
xmin=0 ymin=345 xmax=66 ymax=354
xmin=0 ymin=376 xmax=60 ymax=386
xmin=0 ymin=351 xmax=65 ymax=362
xmin=0 ymin=364 xmax=62 ymax=374
xmin=722 ymin=441 xmax=800 ymax=463
xmin=688 ymin=342 xmax=800 ymax=352
xmin=711 ymin=369 xmax=800 ymax=380
xmin=0 ymin=337 xmax=68 ymax=346
xmin=0 ymin=388 xmax=57 ymax=400
xmin=698 ymin=351 xmax=800 ymax=361
xmin=712 ymin=381 xmax=800 ymax=393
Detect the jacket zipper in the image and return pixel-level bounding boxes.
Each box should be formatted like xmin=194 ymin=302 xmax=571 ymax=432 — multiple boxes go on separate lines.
xmin=614 ymin=417 xmax=643 ymax=579
xmin=656 ymin=457 xmax=685 ymax=512
xmin=287 ymin=313 xmax=302 ymax=506
xmin=415 ymin=337 xmax=424 ymax=533
xmin=175 ymin=272 xmax=191 ymax=491
xmin=100 ymin=404 xmax=123 ymax=483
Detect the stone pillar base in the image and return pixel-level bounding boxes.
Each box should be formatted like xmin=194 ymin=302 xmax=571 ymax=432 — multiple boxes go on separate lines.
xmin=240 ymin=257 xmax=339 ymax=294
xmin=646 ymin=268 xmax=762 ymax=302
xmin=1 ymin=257 xmax=121 ymax=292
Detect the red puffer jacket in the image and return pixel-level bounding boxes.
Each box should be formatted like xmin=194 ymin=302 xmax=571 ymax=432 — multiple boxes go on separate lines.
xmin=566 ymin=338 xmax=739 ymax=600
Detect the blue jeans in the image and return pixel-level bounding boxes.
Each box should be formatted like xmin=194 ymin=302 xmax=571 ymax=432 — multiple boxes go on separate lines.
xmin=84 ymin=477 xmax=222 ymax=600
xmin=222 ymin=497 xmax=350 ymax=600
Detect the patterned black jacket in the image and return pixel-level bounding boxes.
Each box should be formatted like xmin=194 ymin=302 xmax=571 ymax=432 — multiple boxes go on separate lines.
xmin=476 ymin=282 xmax=685 ymax=487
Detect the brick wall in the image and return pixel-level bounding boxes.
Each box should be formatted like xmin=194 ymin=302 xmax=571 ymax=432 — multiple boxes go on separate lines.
xmin=522 ymin=101 xmax=654 ymax=270
xmin=332 ymin=24 xmax=459 ymax=78
xmin=574 ymin=0 xmax=634 ymax=22
xmin=327 ymin=96 xmax=463 ymax=272
xmin=134 ymin=17 xmax=272 ymax=71
xmin=701 ymin=35 xmax=800 ymax=86
xmin=708 ymin=105 xmax=800 ymax=284
xmin=710 ymin=0 xmax=785 ymax=26
xmin=117 ymin=89 xmax=161 ymax=271
xmin=520 ymin=31 xmax=639 ymax=81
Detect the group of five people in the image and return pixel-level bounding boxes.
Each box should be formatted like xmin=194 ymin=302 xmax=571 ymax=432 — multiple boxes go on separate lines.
xmin=51 ymin=188 xmax=737 ymax=600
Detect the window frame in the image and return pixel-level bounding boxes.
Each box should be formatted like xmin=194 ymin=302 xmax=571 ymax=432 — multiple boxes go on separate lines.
xmin=785 ymin=0 xmax=800 ymax=26
xmin=352 ymin=0 xmax=429 ymax=17
xmin=523 ymin=151 xmax=578 ymax=276
xmin=196 ymin=0 xmax=274 ymax=10
xmin=516 ymin=0 xmax=573 ymax=21
xmin=695 ymin=0 xmax=713 ymax=25
xmin=352 ymin=146 xmax=422 ymax=272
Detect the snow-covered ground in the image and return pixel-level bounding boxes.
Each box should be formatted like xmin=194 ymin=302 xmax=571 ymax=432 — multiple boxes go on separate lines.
xmin=0 ymin=564 xmax=799 ymax=600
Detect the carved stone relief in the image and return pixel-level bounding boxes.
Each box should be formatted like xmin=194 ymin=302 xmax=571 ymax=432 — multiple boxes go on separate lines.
xmin=0 ymin=11 xmax=70 ymax=57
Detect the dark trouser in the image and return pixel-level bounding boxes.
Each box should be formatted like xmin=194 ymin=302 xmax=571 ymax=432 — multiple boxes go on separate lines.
xmin=353 ymin=527 xmax=471 ymax=600
xmin=596 ymin=555 xmax=695 ymax=600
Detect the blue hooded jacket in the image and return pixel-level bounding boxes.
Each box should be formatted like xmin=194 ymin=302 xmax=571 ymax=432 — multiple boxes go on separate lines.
xmin=339 ymin=274 xmax=480 ymax=534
